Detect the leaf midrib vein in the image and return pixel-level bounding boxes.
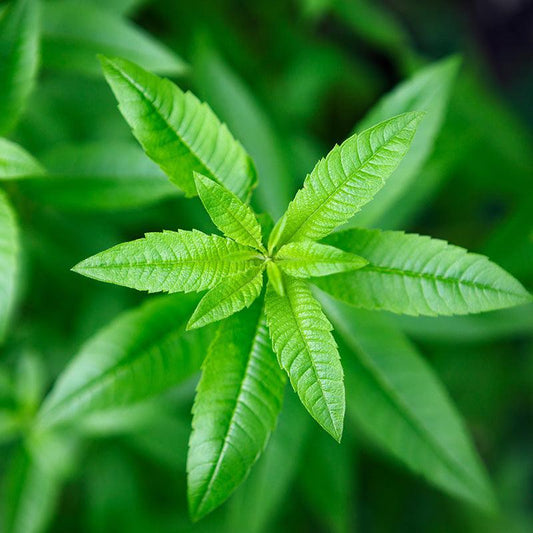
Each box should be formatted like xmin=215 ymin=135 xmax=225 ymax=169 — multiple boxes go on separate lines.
xmin=284 ymin=283 xmax=337 ymax=433
xmin=364 ymin=265 xmax=524 ymax=296
xmin=196 ymin=309 xmax=267 ymax=514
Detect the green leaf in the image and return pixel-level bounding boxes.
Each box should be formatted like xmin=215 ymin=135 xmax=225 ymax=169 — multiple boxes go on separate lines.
xmin=188 ymin=302 xmax=286 ymax=521
xmin=265 ymin=277 xmax=344 ymax=441
xmin=332 ymin=0 xmax=411 ymax=58
xmin=348 ymin=56 xmax=460 ymax=228
xmin=276 ymin=241 xmax=367 ymax=278
xmin=18 ymin=142 xmax=180 ymax=211
xmin=321 ymin=296 xmax=496 ymax=511
xmin=194 ymin=172 xmax=264 ymax=251
xmin=0 ymin=138 xmax=44 ymax=179
xmin=193 ymin=42 xmax=293 ymax=218
xmin=316 ymin=228 xmax=531 ymax=316
xmin=1 ymin=446 xmax=61 ymax=533
xmin=37 ymin=294 xmax=209 ymax=428
xmin=0 ymin=191 xmax=19 ymax=342
xmin=187 ymin=266 xmax=265 ymax=330
xmin=225 ymin=391 xmax=311 ymax=533
xmin=100 ymin=56 xmax=256 ymax=199
xmin=393 ymin=305 xmax=533 ymax=344
xmin=85 ymin=0 xmax=147 ymax=15
xmin=72 ymin=230 xmax=261 ymax=294
xmin=269 ymin=112 xmax=423 ymax=251
xmin=266 ymin=262 xmax=285 ymax=297
xmin=0 ymin=0 xmax=39 ymax=135
xmin=41 ymin=1 xmax=187 ymax=77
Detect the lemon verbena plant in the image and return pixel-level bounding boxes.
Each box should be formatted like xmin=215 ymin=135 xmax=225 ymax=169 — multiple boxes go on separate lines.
xmin=38 ymin=56 xmax=530 ymax=521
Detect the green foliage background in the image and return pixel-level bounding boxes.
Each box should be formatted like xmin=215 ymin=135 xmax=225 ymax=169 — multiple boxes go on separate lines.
xmin=0 ymin=0 xmax=532 ymax=532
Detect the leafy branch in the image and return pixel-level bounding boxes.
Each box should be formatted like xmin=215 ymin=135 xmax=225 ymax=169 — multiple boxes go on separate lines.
xmin=38 ymin=55 xmax=531 ymax=521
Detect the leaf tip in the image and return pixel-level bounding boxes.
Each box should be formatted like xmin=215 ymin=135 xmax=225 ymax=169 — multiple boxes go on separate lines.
xmin=408 ymin=110 xmax=427 ymax=125
xmin=70 ymin=261 xmax=85 ymax=276
xmin=329 ymin=416 xmax=344 ymax=443
xmin=186 ymin=317 xmax=199 ymax=331
xmin=187 ymin=489 xmax=215 ymax=523
xmin=97 ymin=53 xmax=113 ymax=70
xmin=188 ymin=503 xmax=205 ymax=524
xmin=192 ymin=171 xmax=212 ymax=187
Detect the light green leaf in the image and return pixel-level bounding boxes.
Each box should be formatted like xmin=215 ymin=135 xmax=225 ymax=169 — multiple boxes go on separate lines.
xmin=0 ymin=0 xmax=39 ymax=135
xmin=187 ymin=266 xmax=264 ymax=330
xmin=0 ymin=191 xmax=19 ymax=342
xmin=265 ymin=277 xmax=344 ymax=441
xmin=72 ymin=230 xmax=261 ymax=294
xmin=276 ymin=241 xmax=367 ymax=278
xmin=188 ymin=302 xmax=286 ymax=521
xmin=316 ymin=228 xmax=531 ymax=316
xmin=348 ymin=56 xmax=460 ymax=228
xmin=37 ymin=294 xmax=209 ymax=428
xmin=0 ymin=138 xmax=44 ymax=179
xmin=266 ymin=262 xmax=285 ymax=297
xmin=194 ymin=172 xmax=264 ymax=251
xmin=321 ymin=296 xmax=496 ymax=511
xmin=269 ymin=112 xmax=423 ymax=251
xmin=100 ymin=56 xmax=256 ymax=199
xmin=193 ymin=42 xmax=293 ymax=218
xmin=18 ymin=142 xmax=180 ymax=211
xmin=41 ymin=1 xmax=187 ymax=77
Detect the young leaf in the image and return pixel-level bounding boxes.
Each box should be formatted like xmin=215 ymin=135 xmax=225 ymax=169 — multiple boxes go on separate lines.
xmin=269 ymin=112 xmax=423 ymax=250
xmin=187 ymin=266 xmax=264 ymax=330
xmin=18 ymin=142 xmax=180 ymax=211
xmin=265 ymin=277 xmax=344 ymax=441
xmin=187 ymin=302 xmax=286 ymax=521
xmin=348 ymin=56 xmax=460 ymax=227
xmin=41 ymin=0 xmax=187 ymax=77
xmin=72 ymin=230 xmax=261 ymax=294
xmin=276 ymin=241 xmax=367 ymax=278
xmin=100 ymin=56 xmax=256 ymax=199
xmin=38 ymin=294 xmax=209 ymax=428
xmin=322 ymin=296 xmax=496 ymax=511
xmin=316 ymin=228 xmax=531 ymax=316
xmin=0 ymin=0 xmax=39 ymax=135
xmin=0 ymin=191 xmax=19 ymax=342
xmin=266 ymin=262 xmax=285 ymax=297
xmin=194 ymin=172 xmax=264 ymax=251
xmin=0 ymin=138 xmax=44 ymax=179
